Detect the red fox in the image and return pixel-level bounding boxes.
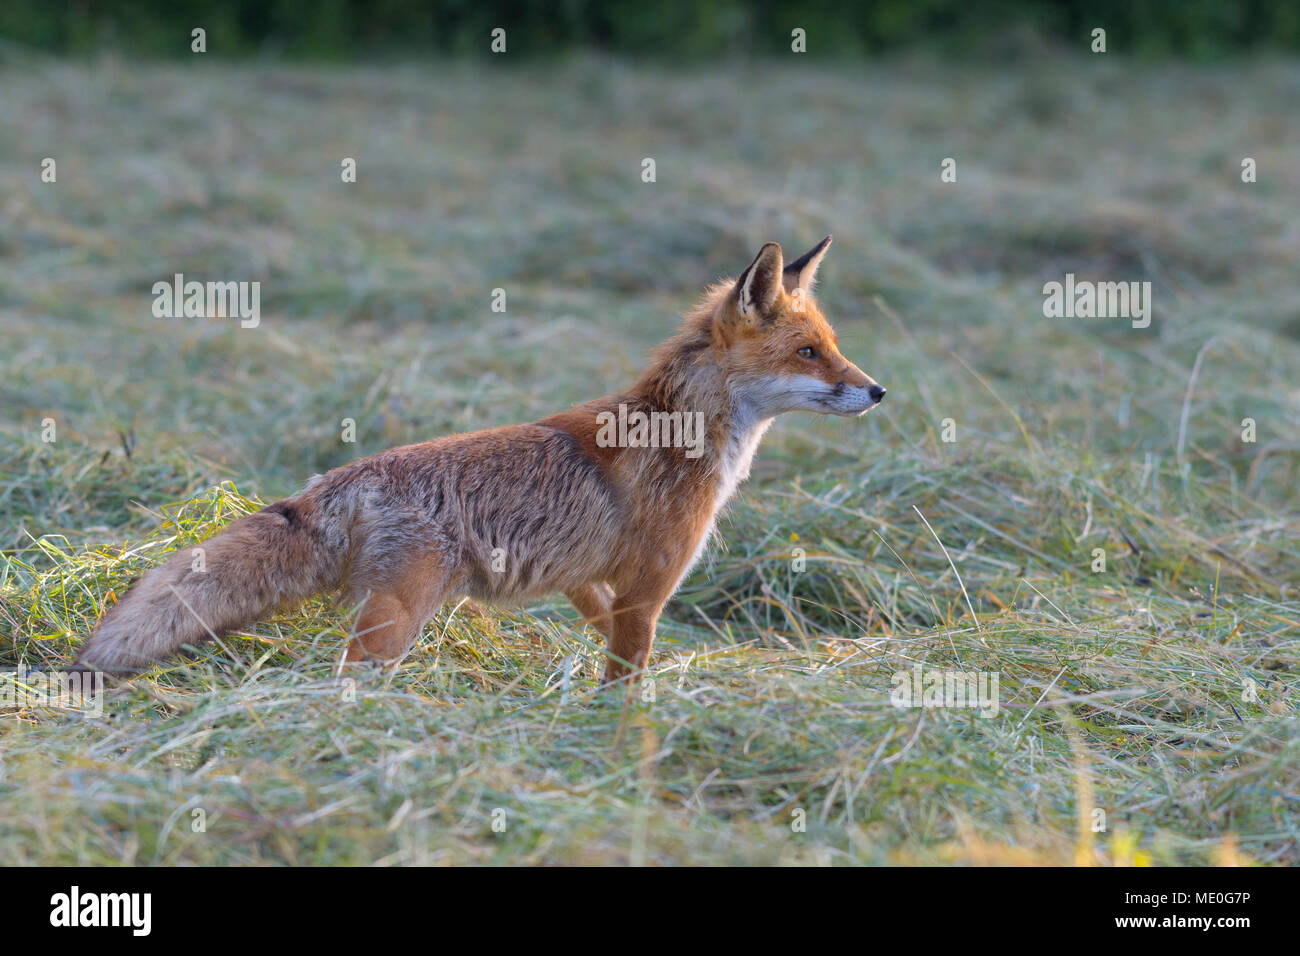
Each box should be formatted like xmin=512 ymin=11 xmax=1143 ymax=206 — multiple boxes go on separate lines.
xmin=74 ymin=237 xmax=886 ymax=684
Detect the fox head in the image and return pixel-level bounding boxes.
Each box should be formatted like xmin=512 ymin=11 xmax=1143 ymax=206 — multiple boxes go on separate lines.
xmin=711 ymin=237 xmax=885 ymax=418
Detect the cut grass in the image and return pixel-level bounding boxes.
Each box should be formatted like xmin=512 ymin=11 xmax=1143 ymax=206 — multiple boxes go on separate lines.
xmin=1 ymin=49 xmax=1297 ymax=864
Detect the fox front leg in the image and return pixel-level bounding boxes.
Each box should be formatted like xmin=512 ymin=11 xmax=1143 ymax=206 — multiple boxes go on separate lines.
xmin=604 ymin=590 xmax=668 ymax=686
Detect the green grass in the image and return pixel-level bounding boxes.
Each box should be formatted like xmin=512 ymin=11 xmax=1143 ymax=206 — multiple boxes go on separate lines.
xmin=1 ymin=47 xmax=1297 ymax=865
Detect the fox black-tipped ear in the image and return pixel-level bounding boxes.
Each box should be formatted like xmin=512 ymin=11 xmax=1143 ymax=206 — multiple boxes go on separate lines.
xmin=735 ymin=242 xmax=784 ymax=319
xmin=782 ymin=235 xmax=832 ymax=295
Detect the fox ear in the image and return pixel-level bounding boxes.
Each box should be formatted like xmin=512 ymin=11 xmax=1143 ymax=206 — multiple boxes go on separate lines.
xmin=782 ymin=235 xmax=832 ymax=295
xmin=734 ymin=242 xmax=784 ymax=320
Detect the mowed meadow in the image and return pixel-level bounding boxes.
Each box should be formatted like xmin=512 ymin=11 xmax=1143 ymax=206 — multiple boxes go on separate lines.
xmin=1 ymin=47 xmax=1298 ymax=865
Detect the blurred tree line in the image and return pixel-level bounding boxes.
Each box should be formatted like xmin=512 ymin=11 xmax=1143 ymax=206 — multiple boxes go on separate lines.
xmin=3 ymin=0 xmax=1297 ymax=59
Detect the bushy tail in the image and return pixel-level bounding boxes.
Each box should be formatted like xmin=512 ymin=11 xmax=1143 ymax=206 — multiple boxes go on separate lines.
xmin=74 ymin=495 xmax=346 ymax=675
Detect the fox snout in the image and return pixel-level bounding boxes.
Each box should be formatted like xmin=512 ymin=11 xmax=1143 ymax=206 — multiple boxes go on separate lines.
xmin=828 ymin=380 xmax=886 ymax=416
xmin=831 ymin=361 xmax=886 ymax=416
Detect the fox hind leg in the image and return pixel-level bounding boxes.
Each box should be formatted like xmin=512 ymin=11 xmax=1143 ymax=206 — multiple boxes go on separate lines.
xmin=343 ymin=552 xmax=449 ymax=665
xmin=345 ymin=593 xmax=422 ymax=663
xmin=565 ymin=582 xmax=615 ymax=641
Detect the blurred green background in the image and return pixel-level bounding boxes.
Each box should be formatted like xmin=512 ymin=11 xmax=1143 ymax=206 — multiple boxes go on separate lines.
xmin=4 ymin=0 xmax=1300 ymax=60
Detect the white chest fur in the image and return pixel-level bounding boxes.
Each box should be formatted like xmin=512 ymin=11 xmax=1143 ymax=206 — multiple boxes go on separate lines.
xmin=678 ymin=412 xmax=771 ymax=580
xmin=714 ymin=414 xmax=772 ymax=513
xmin=672 ymin=404 xmax=774 ymax=591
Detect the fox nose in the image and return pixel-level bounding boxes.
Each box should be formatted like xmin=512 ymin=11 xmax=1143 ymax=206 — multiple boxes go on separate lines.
xmin=868 ymin=384 xmax=886 ymax=403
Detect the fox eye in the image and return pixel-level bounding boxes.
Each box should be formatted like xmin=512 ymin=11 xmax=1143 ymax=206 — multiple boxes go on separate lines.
xmin=797 ymin=346 xmax=817 ymax=359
